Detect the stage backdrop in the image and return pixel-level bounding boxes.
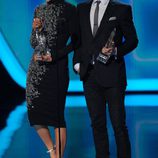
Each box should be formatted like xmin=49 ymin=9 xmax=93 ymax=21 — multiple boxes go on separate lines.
xmin=0 ymin=0 xmax=158 ymax=91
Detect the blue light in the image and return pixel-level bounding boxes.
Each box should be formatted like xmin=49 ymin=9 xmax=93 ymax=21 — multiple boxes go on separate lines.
xmin=0 ymin=102 xmax=26 ymax=157
xmin=66 ymin=95 xmax=158 ymax=107
xmin=68 ymin=79 xmax=158 ymax=92
xmin=0 ymin=32 xmax=26 ymax=88
xmin=127 ymin=79 xmax=158 ymax=91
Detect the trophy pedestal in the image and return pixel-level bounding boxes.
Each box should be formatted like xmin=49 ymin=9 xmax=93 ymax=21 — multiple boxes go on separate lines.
xmin=96 ymin=28 xmax=116 ymax=65
xmin=97 ymin=52 xmax=111 ymax=64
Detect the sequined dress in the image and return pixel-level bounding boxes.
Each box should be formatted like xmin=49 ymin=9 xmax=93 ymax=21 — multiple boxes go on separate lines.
xmin=26 ymin=0 xmax=78 ymax=127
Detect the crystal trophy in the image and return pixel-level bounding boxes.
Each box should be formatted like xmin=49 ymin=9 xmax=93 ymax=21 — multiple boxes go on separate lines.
xmin=34 ymin=14 xmax=51 ymax=60
xmin=97 ymin=28 xmax=116 ymax=64
xmin=34 ymin=29 xmax=47 ymax=57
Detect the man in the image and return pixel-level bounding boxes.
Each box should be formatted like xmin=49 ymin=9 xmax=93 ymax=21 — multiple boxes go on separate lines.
xmin=73 ymin=0 xmax=138 ymax=158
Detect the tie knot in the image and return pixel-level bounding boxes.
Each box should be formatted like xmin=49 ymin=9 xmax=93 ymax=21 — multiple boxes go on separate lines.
xmin=95 ymin=0 xmax=101 ymax=5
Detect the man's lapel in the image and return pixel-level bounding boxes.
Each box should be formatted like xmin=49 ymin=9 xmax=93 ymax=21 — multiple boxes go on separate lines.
xmin=94 ymin=1 xmax=113 ymax=39
xmin=85 ymin=1 xmax=94 ymax=40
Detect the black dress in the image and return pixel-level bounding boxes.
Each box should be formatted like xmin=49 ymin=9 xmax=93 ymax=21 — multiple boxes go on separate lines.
xmin=26 ymin=0 xmax=79 ymax=127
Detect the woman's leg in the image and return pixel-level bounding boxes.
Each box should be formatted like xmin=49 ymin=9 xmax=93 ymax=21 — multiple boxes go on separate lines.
xmin=34 ymin=125 xmax=56 ymax=158
xmin=55 ymin=128 xmax=67 ymax=158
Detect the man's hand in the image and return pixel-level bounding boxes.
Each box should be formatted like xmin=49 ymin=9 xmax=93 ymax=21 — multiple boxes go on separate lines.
xmin=74 ymin=63 xmax=80 ymax=74
xmin=102 ymin=47 xmax=113 ymax=56
xmin=33 ymin=18 xmax=43 ymax=31
xmin=102 ymin=40 xmax=116 ymax=55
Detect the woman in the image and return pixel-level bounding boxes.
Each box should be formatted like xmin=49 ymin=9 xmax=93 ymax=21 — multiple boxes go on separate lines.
xmin=26 ymin=0 xmax=79 ymax=157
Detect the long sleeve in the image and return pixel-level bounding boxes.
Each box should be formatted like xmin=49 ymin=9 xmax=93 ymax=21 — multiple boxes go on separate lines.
xmin=30 ymin=30 xmax=38 ymax=49
xmin=30 ymin=8 xmax=38 ymax=49
xmin=117 ymin=6 xmax=138 ymax=58
xmin=52 ymin=5 xmax=80 ymax=61
xmin=73 ymin=5 xmax=82 ymax=66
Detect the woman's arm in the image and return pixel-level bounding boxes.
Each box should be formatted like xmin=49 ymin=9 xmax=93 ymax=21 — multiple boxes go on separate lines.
xmin=30 ymin=7 xmax=42 ymax=49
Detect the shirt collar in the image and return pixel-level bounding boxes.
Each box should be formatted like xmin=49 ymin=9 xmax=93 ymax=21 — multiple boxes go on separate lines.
xmin=93 ymin=0 xmax=110 ymax=6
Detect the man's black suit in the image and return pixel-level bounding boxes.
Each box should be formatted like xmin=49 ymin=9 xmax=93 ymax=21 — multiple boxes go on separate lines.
xmin=73 ymin=0 xmax=138 ymax=158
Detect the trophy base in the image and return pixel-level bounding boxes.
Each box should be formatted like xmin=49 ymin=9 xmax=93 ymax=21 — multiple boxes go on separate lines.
xmin=96 ymin=52 xmax=110 ymax=64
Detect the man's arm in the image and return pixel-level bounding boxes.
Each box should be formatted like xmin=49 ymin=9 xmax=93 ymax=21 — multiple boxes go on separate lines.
xmin=73 ymin=4 xmax=82 ymax=74
xmin=117 ymin=5 xmax=138 ymax=58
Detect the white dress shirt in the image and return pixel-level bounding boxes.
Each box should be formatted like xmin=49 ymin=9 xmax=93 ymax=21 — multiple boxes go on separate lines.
xmin=90 ymin=0 xmax=110 ymax=32
xmin=74 ymin=0 xmax=110 ymax=73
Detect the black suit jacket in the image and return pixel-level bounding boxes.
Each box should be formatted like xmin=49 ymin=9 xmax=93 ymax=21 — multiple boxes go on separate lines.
xmin=73 ymin=0 xmax=138 ymax=87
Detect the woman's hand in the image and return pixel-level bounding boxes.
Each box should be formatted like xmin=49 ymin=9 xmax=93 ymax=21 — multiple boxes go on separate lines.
xmin=33 ymin=54 xmax=43 ymax=62
xmin=33 ymin=18 xmax=43 ymax=31
xmin=42 ymin=54 xmax=53 ymax=62
xmin=33 ymin=53 xmax=52 ymax=62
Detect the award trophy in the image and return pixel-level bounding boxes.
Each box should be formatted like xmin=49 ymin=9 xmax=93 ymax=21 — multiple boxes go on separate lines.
xmin=35 ymin=29 xmax=46 ymax=57
xmin=34 ymin=17 xmax=51 ymax=60
xmin=97 ymin=28 xmax=116 ymax=64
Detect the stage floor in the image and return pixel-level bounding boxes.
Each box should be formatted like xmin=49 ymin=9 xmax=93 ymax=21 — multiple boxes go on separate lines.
xmin=1 ymin=95 xmax=158 ymax=158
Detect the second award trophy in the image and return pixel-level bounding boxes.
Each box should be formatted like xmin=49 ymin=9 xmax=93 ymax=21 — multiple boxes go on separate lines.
xmin=97 ymin=28 xmax=116 ymax=64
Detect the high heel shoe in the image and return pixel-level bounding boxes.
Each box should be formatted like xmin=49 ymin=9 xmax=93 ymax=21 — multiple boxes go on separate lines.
xmin=47 ymin=146 xmax=56 ymax=158
xmin=47 ymin=145 xmax=56 ymax=154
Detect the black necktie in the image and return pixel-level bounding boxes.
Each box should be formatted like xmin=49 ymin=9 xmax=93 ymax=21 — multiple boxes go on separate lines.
xmin=93 ymin=0 xmax=101 ymax=36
